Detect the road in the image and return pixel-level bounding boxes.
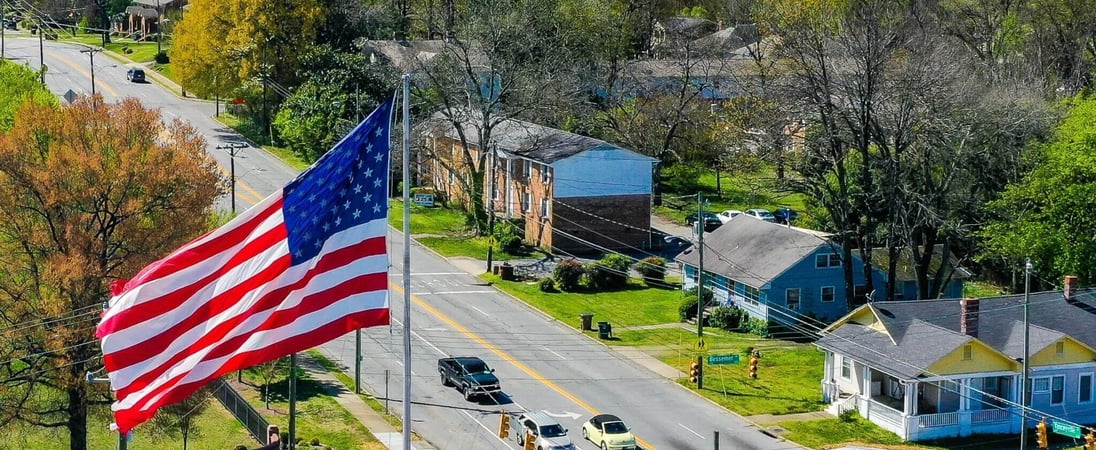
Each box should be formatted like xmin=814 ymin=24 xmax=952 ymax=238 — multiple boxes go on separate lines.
xmin=4 ymin=37 xmax=804 ymax=450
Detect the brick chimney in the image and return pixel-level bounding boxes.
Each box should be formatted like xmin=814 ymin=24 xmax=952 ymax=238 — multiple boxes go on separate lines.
xmin=1064 ymin=275 xmax=1078 ymax=300
xmin=960 ymin=298 xmax=979 ymax=337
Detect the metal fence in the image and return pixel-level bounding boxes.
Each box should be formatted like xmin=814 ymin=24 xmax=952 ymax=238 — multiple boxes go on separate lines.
xmin=210 ymin=377 xmax=271 ymax=444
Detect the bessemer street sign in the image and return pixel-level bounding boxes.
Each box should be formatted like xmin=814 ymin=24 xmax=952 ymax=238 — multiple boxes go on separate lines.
xmin=707 ymin=354 xmax=741 ymax=365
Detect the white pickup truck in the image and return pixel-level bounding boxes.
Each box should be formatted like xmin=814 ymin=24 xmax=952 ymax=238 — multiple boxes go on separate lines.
xmin=512 ymin=410 xmax=575 ymax=450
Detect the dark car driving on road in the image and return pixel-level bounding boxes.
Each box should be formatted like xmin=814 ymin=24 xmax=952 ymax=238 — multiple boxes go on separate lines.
xmin=126 ymin=68 xmax=146 ymax=83
xmin=438 ymin=356 xmax=501 ymax=401
xmin=685 ymin=211 xmax=722 ymax=232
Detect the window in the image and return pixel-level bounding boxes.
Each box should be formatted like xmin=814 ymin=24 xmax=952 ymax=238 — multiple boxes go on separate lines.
xmin=522 ymin=160 xmax=531 ymax=178
xmin=821 ymin=286 xmax=835 ymax=302
xmin=541 ymin=166 xmax=551 ymax=184
xmin=1080 ymin=374 xmax=1092 ymax=404
xmin=521 ymin=193 xmax=530 ymax=213
xmin=1032 ymin=377 xmax=1050 ymax=393
xmin=1051 ymin=375 xmax=1065 ymax=405
xmin=743 ymin=285 xmax=760 ymax=306
xmin=1055 ymin=341 xmax=1065 ymax=356
xmin=841 ymin=357 xmax=851 ymax=379
xmin=962 ymin=345 xmax=973 ymax=361
xmin=540 ymin=198 xmax=549 ymax=216
xmin=786 ymin=288 xmax=800 ymax=311
xmin=854 ymin=285 xmax=869 ymax=304
xmin=815 ymin=253 xmax=842 ymax=268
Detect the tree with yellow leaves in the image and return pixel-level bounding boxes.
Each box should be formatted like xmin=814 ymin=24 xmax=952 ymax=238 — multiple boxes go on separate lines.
xmin=0 ymin=96 xmax=224 ymax=450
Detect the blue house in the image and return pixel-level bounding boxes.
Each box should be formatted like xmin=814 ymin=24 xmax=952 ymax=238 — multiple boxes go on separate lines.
xmin=674 ymin=216 xmax=887 ymax=323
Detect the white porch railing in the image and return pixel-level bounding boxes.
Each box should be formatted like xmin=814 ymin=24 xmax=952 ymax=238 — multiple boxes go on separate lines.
xmin=917 ymin=411 xmax=959 ymax=428
xmin=970 ymin=408 xmax=1011 ymax=424
xmin=837 ymin=394 xmax=858 ymax=415
xmin=866 ymin=400 xmax=903 ymax=427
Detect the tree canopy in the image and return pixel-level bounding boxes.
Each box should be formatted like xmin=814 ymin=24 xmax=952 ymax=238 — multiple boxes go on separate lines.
xmin=0 ymin=96 xmax=223 ymax=450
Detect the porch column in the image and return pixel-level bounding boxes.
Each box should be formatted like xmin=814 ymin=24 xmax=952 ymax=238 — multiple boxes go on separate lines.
xmin=862 ymin=366 xmax=872 ymax=398
xmin=904 ymin=381 xmax=918 ymax=416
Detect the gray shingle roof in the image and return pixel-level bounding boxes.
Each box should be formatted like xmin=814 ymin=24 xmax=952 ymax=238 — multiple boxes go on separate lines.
xmin=819 ymin=288 xmax=1096 ymax=379
xmin=674 ymin=217 xmax=829 ymax=288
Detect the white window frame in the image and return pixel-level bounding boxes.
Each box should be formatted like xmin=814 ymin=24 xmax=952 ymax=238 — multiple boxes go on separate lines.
xmin=1050 ymin=375 xmax=1065 ymax=405
xmin=821 ymin=286 xmax=835 ymax=302
xmin=539 ymin=198 xmax=549 ymax=217
xmin=541 ymin=165 xmax=551 ymax=184
xmin=522 ymin=160 xmax=532 ymax=178
xmin=786 ymin=288 xmax=800 ymax=311
xmin=815 ymin=254 xmax=828 ymax=268
xmin=1032 ymin=377 xmax=1050 ymax=393
xmin=829 ymin=253 xmax=842 ymax=267
xmin=1079 ymin=373 xmax=1093 ymax=404
xmin=841 ymin=357 xmax=851 ymax=379
xmin=521 ymin=193 xmax=530 ymax=213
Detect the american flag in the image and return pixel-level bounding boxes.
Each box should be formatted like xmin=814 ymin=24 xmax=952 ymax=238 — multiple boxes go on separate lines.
xmin=96 ymin=99 xmax=394 ymax=433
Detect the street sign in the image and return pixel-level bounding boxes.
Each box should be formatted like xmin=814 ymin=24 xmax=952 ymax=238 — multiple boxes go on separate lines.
xmin=694 ymin=339 xmax=706 ymax=352
xmin=708 ymin=354 xmax=741 ymax=365
xmin=413 ymin=193 xmax=434 ymax=207
xmin=1052 ymin=420 xmax=1082 ymax=438
xmin=63 ymin=89 xmax=77 ymax=104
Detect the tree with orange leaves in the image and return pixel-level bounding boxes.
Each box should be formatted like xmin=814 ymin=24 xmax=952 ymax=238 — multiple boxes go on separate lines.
xmin=0 ymin=96 xmax=224 ymax=450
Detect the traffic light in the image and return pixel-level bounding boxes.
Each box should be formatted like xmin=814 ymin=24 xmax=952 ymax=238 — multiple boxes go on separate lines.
xmin=523 ymin=430 xmax=535 ymax=450
xmin=498 ymin=414 xmax=510 ymax=439
xmin=1035 ymin=419 xmax=1048 ymax=449
xmin=689 ymin=361 xmax=701 ymax=384
xmin=749 ymin=352 xmax=759 ymax=379
xmin=1084 ymin=430 xmax=1095 ymax=450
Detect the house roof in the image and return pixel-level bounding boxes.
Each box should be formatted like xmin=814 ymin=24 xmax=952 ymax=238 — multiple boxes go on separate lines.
xmin=655 ymin=17 xmax=717 ymax=38
xmin=819 ymin=288 xmax=1096 ymax=378
xmin=869 ymin=245 xmax=973 ymax=283
xmin=674 ymin=217 xmax=829 ymax=288
xmin=131 ymin=0 xmax=180 ymax=7
xmin=691 ymin=24 xmax=760 ymax=53
xmin=429 ymin=113 xmax=656 ymax=165
xmin=359 ymin=40 xmax=488 ymax=74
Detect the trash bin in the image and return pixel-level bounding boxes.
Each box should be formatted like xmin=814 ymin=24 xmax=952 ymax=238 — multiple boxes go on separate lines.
xmin=498 ymin=263 xmax=514 ymax=281
xmin=579 ymin=313 xmax=594 ymax=331
xmin=597 ymin=321 xmax=612 ymax=339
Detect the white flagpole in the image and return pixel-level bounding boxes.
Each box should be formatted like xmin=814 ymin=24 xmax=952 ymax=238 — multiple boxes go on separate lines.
xmin=401 ymin=73 xmax=413 ymax=450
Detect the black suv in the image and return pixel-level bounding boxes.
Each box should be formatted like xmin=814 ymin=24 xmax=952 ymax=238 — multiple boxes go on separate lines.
xmin=438 ymin=356 xmax=501 ymax=401
xmin=126 ymin=68 xmax=146 ymax=83
xmin=685 ymin=211 xmax=722 ymax=232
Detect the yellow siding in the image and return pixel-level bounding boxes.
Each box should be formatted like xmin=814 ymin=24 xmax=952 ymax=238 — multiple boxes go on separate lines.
xmin=928 ymin=340 xmax=1019 ymax=375
xmin=1030 ymin=338 xmax=1096 ymax=366
xmin=847 ymin=308 xmax=879 ymax=326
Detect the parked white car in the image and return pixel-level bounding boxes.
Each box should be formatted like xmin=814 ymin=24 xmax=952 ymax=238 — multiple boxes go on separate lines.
xmin=717 ymin=209 xmax=744 ymax=223
xmin=745 ymin=208 xmax=777 ymax=222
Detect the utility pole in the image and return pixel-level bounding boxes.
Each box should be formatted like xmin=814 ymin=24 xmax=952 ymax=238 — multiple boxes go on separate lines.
xmin=155 ymin=0 xmax=161 ymax=56
xmin=486 ymin=146 xmax=497 ymax=272
xmin=38 ymin=22 xmax=44 ymax=82
xmin=79 ymin=47 xmax=103 ymax=96
xmin=217 ymin=143 xmax=246 ymax=214
xmin=696 ymin=192 xmax=705 ymax=390
xmin=2 ymin=0 xmax=6 ymax=60
xmin=87 ymin=373 xmax=127 ymax=450
xmin=1020 ymin=258 xmax=1032 ymax=450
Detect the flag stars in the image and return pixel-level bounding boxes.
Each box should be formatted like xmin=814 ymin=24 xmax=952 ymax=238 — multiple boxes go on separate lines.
xmin=374 ymin=152 xmax=383 ymax=162
xmin=373 ymin=203 xmax=382 ymax=213
xmin=364 ymin=192 xmax=372 ymax=203
xmin=344 ymin=200 xmax=351 ymax=210
xmin=334 ymin=217 xmax=342 ymax=227
xmin=323 ymin=223 xmax=331 ymax=232
xmin=364 ymin=168 xmax=373 ymax=179
xmin=373 ymin=178 xmax=382 ymax=188
xmin=354 ymin=184 xmax=362 ymax=194
xmin=353 ymin=209 xmax=361 ymax=219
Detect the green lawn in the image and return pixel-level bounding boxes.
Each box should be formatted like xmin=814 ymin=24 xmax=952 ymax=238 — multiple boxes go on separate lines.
xmin=0 ymin=402 xmax=250 ymax=450
xmin=235 ymin=365 xmax=378 ymax=449
xmin=481 ymin=273 xmax=685 ymax=329
xmin=658 ymin=165 xmax=821 ymax=229
xmin=781 ymin=416 xmax=1063 ymax=450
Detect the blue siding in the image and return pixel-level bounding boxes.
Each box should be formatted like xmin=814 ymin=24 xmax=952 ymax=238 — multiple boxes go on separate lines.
xmin=1028 ymin=368 xmax=1096 ymax=427
xmin=553 ymin=147 xmax=654 ymax=198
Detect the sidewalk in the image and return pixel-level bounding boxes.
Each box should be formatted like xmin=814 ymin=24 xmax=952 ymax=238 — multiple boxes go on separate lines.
xmin=296 ymin=353 xmax=436 ymax=450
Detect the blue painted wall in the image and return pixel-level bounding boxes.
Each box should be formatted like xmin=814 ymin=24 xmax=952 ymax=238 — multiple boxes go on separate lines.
xmin=552 ymin=146 xmax=654 ymax=198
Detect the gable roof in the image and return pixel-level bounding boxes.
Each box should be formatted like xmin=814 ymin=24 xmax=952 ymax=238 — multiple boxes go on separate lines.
xmin=360 ymin=40 xmax=488 ymax=74
xmin=691 ymin=24 xmax=761 ymax=53
xmin=428 ymin=113 xmax=656 ymax=165
xmin=819 ymin=288 xmax=1096 ymax=378
xmin=674 ymin=217 xmax=829 ymax=288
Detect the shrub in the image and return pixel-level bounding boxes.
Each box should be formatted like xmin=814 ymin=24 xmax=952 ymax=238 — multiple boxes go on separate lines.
xmin=742 ymin=316 xmax=771 ymax=337
xmin=587 ymin=253 xmax=632 ymax=290
xmin=708 ymin=305 xmax=746 ymax=331
xmin=553 ymin=258 xmax=585 ymax=292
xmin=634 ymin=256 xmax=667 ymax=282
xmin=678 ymin=287 xmax=716 ymax=322
xmin=537 ymin=277 xmax=557 ymax=292
xmin=154 ymin=51 xmax=170 ymax=64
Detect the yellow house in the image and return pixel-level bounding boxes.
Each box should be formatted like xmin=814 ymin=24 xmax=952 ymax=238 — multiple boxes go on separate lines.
xmin=817 ymin=276 xmax=1096 ymax=441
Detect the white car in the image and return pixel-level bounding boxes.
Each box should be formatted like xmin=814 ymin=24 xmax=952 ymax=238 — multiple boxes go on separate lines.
xmin=717 ymin=209 xmax=744 ymax=223
xmin=745 ymin=208 xmax=777 ymax=222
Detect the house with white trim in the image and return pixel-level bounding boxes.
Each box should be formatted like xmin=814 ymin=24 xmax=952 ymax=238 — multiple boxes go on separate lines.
xmin=817 ymin=276 xmax=1096 ymax=441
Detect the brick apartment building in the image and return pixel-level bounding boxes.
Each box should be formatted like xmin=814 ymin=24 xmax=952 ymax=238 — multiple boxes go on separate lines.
xmin=425 ymin=117 xmax=657 ymax=254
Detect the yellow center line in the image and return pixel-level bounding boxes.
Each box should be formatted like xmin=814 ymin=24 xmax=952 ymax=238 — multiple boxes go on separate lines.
xmin=391 ymin=282 xmax=656 ymax=450
xmin=213 ymin=165 xmax=266 ymax=204
xmin=43 ymin=48 xmax=120 ymax=98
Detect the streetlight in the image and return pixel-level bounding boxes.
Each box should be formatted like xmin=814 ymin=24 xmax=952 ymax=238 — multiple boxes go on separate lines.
xmin=79 ymin=47 xmax=103 ymax=96
xmin=216 ymin=143 xmax=247 ymax=214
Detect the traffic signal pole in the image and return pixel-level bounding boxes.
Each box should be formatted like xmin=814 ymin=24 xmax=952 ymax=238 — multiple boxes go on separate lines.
xmin=696 ymin=192 xmax=705 ymax=390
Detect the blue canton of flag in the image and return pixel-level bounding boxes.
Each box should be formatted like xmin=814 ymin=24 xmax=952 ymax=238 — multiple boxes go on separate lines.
xmin=283 ymin=99 xmax=393 ymax=263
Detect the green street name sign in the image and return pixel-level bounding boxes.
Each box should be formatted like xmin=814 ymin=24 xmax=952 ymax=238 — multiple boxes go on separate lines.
xmin=1052 ymin=421 xmax=1082 ymax=438
xmin=707 ymin=354 xmax=741 ymax=365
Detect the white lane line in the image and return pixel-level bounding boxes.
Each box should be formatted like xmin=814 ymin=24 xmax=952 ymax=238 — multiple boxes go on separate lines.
xmin=415 ymin=290 xmax=497 ymax=295
xmin=470 ymin=305 xmax=490 ymax=317
xmin=391 ymin=317 xmax=448 ymax=357
xmin=678 ymin=423 xmax=704 ymax=439
xmin=543 ymin=347 xmax=566 ymax=360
